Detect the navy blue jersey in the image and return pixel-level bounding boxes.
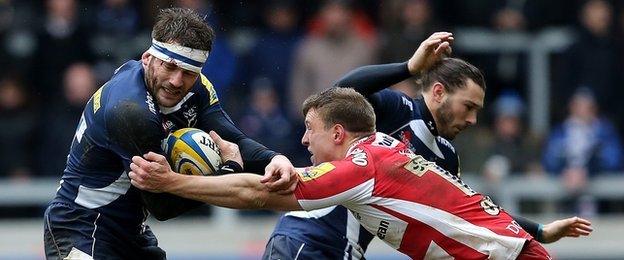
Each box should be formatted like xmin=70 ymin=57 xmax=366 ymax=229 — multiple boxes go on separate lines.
xmin=48 ymin=60 xmax=277 ymax=245
xmin=371 ymin=90 xmax=460 ymax=175
xmin=269 ymin=89 xmax=460 ymax=259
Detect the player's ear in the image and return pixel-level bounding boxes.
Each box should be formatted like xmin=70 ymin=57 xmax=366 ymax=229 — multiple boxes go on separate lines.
xmin=431 ymin=82 xmax=446 ymax=103
xmin=332 ymin=124 xmax=345 ymax=144
xmin=141 ymin=52 xmax=152 ymax=66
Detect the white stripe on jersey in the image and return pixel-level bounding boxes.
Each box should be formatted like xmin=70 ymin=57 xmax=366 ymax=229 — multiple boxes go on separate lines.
xmin=425 ymin=241 xmax=453 ymax=259
xmin=344 ymin=211 xmax=364 ymax=259
xmin=74 ymin=171 xmax=131 ymax=209
xmin=285 ymin=206 xmax=337 ymax=218
xmin=372 ymin=196 xmax=526 ymax=259
xmin=408 ymin=119 xmax=445 ymax=159
xmin=298 ymin=179 xmax=375 ymax=210
xmin=159 ymin=92 xmax=195 ymax=114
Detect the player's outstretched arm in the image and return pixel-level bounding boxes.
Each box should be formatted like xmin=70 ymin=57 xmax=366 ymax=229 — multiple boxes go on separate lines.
xmin=540 ymin=216 xmax=593 ymax=243
xmin=129 ymin=152 xmax=302 ymax=211
xmin=334 ymin=32 xmax=453 ymax=97
xmin=199 ymin=106 xmax=297 ymax=193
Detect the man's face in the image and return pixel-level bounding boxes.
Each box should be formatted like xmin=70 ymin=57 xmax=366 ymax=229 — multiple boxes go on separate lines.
xmin=435 ymin=79 xmax=484 ymax=140
xmin=301 ymin=108 xmax=337 ymax=166
xmin=143 ymin=53 xmax=199 ymax=108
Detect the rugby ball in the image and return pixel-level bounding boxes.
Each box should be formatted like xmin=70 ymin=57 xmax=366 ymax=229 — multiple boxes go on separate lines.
xmin=162 ymin=128 xmax=222 ymax=176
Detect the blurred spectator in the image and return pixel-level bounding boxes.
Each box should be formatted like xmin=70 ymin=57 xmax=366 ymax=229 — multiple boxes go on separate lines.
xmin=379 ymin=0 xmax=444 ymax=64
xmin=237 ymin=78 xmax=298 ymax=162
xmin=32 ymin=0 xmax=93 ymax=108
xmin=94 ymin=0 xmax=139 ymax=36
xmin=543 ymin=88 xmax=623 ymax=215
xmin=288 ymin=0 xmax=376 ymax=120
xmin=90 ymin=0 xmax=141 ymax=78
xmin=241 ymin=0 xmax=302 ymax=111
xmin=557 ymin=0 xmax=623 ymax=124
xmin=176 ymin=0 xmax=239 ymax=101
xmin=481 ymin=91 xmax=543 ymax=182
xmin=0 ymin=76 xmax=36 ymax=180
xmin=0 ymin=1 xmax=39 ymax=73
xmin=454 ymin=91 xmax=542 ymax=178
xmin=36 ymin=63 xmax=97 ymax=176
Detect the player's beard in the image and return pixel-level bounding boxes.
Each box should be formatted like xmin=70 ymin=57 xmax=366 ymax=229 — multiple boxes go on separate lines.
xmin=435 ymin=98 xmax=457 ymax=140
xmin=144 ymin=58 xmax=180 ymax=107
xmin=144 ymin=58 xmax=159 ymax=98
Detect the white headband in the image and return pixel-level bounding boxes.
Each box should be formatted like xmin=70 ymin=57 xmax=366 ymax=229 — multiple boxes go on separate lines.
xmin=146 ymin=39 xmax=209 ymax=73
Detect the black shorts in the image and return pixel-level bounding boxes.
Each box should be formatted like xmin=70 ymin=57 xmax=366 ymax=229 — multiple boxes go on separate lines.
xmin=43 ymin=202 xmax=166 ymax=260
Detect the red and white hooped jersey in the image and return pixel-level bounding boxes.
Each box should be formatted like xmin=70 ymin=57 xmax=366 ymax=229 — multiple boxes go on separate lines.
xmin=294 ymin=133 xmax=533 ymax=259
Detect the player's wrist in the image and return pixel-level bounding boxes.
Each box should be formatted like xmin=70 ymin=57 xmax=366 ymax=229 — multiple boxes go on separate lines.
xmin=166 ymin=172 xmax=189 ymax=194
xmin=536 ymin=224 xmax=545 ymax=242
xmin=216 ymin=160 xmax=244 ymax=175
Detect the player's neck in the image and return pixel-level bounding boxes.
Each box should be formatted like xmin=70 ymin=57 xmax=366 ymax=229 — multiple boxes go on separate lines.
xmin=341 ymin=132 xmax=374 ymax=157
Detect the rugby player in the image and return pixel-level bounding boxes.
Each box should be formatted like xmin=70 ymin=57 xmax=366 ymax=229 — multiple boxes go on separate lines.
xmin=43 ymin=8 xmax=295 ymax=259
xmin=129 ymin=87 xmax=570 ymax=259
xmin=261 ymin=32 xmax=592 ymax=259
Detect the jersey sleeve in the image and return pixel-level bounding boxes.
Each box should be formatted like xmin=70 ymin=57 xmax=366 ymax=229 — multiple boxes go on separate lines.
xmin=294 ymin=150 xmax=376 ymax=210
xmin=372 ymin=90 xmax=416 ymax=134
xmin=333 ymin=62 xmax=411 ymax=97
xmin=195 ymin=75 xmax=278 ymax=174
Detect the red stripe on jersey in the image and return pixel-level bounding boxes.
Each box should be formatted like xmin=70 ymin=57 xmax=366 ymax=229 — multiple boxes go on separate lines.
xmin=295 ymin=158 xmax=375 ymax=201
xmin=372 ymin=204 xmax=488 ymax=259
xmin=371 ymin=157 xmax=532 ymax=240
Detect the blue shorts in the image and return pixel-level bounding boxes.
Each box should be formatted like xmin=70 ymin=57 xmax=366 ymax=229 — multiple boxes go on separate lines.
xmin=262 ymin=234 xmax=357 ymax=260
xmin=43 ymin=202 xmax=166 ymax=259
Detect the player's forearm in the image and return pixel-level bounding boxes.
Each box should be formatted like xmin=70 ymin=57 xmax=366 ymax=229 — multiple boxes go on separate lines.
xmin=165 ymin=173 xmax=299 ymax=211
xmin=333 ymin=62 xmax=411 ymax=97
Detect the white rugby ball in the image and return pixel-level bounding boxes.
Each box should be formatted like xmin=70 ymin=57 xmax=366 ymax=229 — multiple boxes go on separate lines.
xmin=162 ymin=128 xmax=222 ymax=176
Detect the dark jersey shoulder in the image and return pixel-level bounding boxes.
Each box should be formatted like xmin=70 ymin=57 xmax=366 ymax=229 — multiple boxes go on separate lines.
xmin=370 ymin=89 xmax=460 ymax=175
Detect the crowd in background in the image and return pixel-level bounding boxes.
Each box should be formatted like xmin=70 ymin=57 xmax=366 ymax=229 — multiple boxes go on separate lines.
xmin=1 ymin=0 xmax=624 ymax=216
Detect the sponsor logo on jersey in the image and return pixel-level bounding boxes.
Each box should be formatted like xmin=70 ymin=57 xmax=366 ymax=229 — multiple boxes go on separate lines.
xmin=146 ymin=92 xmax=156 ymax=114
xmin=372 ymin=134 xmax=398 ymax=148
xmin=349 ymin=148 xmax=368 ymax=167
xmin=399 ymin=130 xmax=414 ymax=150
xmin=183 ymin=105 xmax=197 ymax=127
xmin=162 ymin=120 xmax=175 ymax=132
xmin=377 ymin=220 xmax=391 ymax=239
xmin=299 ymin=162 xmax=335 ymax=181
xmin=404 ymin=155 xmax=430 ymax=177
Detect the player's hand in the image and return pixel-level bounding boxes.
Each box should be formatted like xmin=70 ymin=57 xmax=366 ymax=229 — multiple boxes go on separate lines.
xmin=407 ymin=32 xmax=454 ymax=75
xmin=209 ymin=131 xmax=243 ymax=168
xmin=261 ymin=155 xmax=298 ymax=194
xmin=540 ymin=216 xmax=593 ymax=243
xmin=129 ymin=152 xmax=177 ymax=193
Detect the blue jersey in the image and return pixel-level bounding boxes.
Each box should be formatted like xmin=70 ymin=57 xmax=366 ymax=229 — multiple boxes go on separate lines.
xmin=271 ymin=89 xmax=459 ymax=259
xmin=49 ymin=60 xmax=277 ymax=241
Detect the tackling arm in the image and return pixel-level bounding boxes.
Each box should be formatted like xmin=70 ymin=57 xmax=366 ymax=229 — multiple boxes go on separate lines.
xmin=166 ymin=173 xmax=302 ymax=211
